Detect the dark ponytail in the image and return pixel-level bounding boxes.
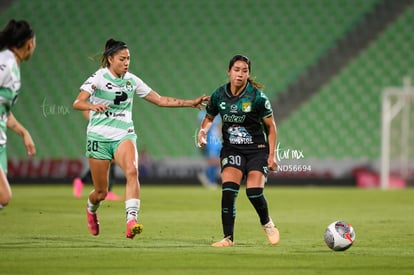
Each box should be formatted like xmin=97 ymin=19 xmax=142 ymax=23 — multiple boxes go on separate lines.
xmin=0 ymin=19 xmax=34 ymax=50
xmin=100 ymin=38 xmax=128 ymax=68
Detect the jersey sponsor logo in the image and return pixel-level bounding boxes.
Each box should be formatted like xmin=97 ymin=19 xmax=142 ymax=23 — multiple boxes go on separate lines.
xmin=114 ymin=91 xmax=128 ymax=105
xmin=230 ymin=104 xmax=238 ymax=112
xmin=105 ymin=82 xmax=113 ymax=89
xmin=222 ymin=114 xmax=246 ymax=123
xmin=104 ymin=111 xmax=126 ymax=118
xmin=219 ymin=102 xmax=226 ymax=110
xmin=228 ymin=126 xmax=253 ymax=144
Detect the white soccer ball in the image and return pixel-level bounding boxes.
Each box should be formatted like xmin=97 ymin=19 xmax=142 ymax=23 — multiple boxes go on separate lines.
xmin=324 ymin=221 xmax=355 ymax=251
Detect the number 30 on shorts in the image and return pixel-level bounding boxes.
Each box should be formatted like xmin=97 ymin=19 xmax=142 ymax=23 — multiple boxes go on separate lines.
xmin=87 ymin=140 xmax=99 ymax=152
xmin=228 ymin=155 xmax=242 ymax=166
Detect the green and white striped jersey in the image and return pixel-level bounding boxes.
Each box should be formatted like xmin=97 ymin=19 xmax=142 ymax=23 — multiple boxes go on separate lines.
xmin=0 ymin=49 xmax=21 ymax=145
xmin=80 ymin=67 xmax=152 ymax=142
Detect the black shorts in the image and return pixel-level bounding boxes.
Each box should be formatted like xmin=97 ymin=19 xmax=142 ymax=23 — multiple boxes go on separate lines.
xmin=220 ymin=147 xmax=269 ymax=177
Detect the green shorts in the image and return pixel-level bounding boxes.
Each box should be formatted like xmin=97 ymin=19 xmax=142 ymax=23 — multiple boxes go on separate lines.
xmin=0 ymin=145 xmax=7 ymax=173
xmin=85 ymin=134 xmax=137 ymax=160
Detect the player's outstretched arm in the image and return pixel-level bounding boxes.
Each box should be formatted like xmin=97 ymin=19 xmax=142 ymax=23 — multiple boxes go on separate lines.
xmin=144 ymin=90 xmax=209 ymax=109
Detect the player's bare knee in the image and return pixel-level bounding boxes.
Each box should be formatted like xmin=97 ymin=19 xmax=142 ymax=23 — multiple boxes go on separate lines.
xmin=124 ymin=166 xmax=138 ymax=181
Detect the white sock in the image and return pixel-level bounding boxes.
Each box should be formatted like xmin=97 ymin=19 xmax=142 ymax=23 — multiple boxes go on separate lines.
xmin=125 ymin=198 xmax=140 ymax=222
xmin=87 ymin=199 xmax=101 ymax=214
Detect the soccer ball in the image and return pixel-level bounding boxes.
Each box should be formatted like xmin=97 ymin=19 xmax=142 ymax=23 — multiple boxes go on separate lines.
xmin=324 ymin=221 xmax=355 ymax=251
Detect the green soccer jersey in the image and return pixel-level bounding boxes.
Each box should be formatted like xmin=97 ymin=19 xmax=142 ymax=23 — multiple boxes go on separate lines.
xmin=0 ymin=49 xmax=21 ymax=145
xmin=206 ymin=82 xmax=273 ymax=151
xmin=80 ymin=67 xmax=152 ymax=142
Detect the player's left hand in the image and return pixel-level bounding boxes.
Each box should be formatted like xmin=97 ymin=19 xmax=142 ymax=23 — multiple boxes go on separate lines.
xmin=192 ymin=95 xmax=210 ymax=109
xmin=268 ymin=157 xmax=278 ymax=171
xmin=23 ymin=132 xmax=36 ymax=156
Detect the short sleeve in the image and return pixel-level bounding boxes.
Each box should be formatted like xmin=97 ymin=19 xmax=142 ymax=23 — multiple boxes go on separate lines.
xmin=257 ymin=91 xmax=273 ymax=118
xmin=133 ymin=75 xmax=152 ymax=98
xmin=206 ymin=89 xmax=220 ymax=117
xmin=79 ymin=72 xmax=99 ymax=95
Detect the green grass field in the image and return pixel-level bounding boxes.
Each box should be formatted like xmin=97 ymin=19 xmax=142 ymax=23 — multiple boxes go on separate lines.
xmin=0 ymin=184 xmax=413 ymax=274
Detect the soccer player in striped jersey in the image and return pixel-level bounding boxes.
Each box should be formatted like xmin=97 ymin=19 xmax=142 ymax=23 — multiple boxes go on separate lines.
xmin=0 ymin=19 xmax=36 ymax=209
xmin=198 ymin=55 xmax=280 ymax=246
xmin=73 ymin=38 xmax=208 ymax=239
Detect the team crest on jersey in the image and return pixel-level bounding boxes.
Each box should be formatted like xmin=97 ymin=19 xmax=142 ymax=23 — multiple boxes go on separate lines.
xmin=242 ymin=102 xmax=251 ymax=112
xmin=125 ymin=81 xmax=133 ymax=91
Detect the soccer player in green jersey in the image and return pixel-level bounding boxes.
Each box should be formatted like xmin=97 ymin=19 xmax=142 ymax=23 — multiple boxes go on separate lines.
xmin=198 ymin=55 xmax=280 ymax=246
xmin=73 ymin=38 xmax=208 ymax=239
xmin=0 ymin=19 xmax=36 ymax=209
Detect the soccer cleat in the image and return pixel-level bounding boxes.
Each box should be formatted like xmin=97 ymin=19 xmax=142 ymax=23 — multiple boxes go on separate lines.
xmin=211 ymin=236 xmax=234 ymax=247
xmin=262 ymin=218 xmax=280 ymax=245
xmin=73 ymin=177 xmax=84 ymax=198
xmin=86 ymin=209 xmax=99 ymax=236
xmin=126 ymin=220 xmax=143 ymax=239
xmin=105 ymin=191 xmax=123 ymax=201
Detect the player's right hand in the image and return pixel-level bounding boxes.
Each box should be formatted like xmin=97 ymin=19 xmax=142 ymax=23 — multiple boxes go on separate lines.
xmin=197 ymin=129 xmax=208 ymax=147
xmin=90 ymin=104 xmax=108 ymax=113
